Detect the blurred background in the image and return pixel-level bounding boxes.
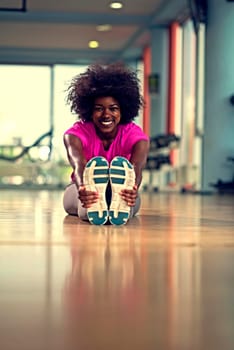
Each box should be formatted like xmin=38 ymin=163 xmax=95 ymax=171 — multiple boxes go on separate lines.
xmin=0 ymin=0 xmax=233 ymax=194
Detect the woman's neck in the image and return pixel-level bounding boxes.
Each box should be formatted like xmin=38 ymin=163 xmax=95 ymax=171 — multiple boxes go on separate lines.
xmin=95 ymin=127 xmax=119 ymax=150
xmin=95 ymin=126 xmax=118 ymax=141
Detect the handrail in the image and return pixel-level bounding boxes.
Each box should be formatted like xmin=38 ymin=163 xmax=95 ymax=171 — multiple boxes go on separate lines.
xmin=0 ymin=129 xmax=53 ymax=162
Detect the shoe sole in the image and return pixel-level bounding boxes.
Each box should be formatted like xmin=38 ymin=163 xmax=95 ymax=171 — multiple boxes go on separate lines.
xmin=83 ymin=156 xmax=109 ymax=225
xmin=109 ymin=156 xmax=135 ymax=225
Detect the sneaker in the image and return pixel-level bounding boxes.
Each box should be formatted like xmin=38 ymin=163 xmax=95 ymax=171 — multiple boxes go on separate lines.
xmin=83 ymin=156 xmax=109 ymax=225
xmin=109 ymin=156 xmax=135 ymax=225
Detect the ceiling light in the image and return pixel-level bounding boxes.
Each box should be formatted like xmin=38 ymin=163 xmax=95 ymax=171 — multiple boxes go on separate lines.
xmin=89 ymin=40 xmax=99 ymax=49
xmin=109 ymin=2 xmax=123 ymax=10
xmin=96 ymin=24 xmax=112 ymax=32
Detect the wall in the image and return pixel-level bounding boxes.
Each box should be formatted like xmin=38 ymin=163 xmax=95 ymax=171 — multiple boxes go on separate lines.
xmin=202 ymin=0 xmax=234 ymax=191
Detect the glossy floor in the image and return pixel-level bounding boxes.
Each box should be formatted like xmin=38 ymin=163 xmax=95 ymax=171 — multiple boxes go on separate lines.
xmin=0 ymin=190 xmax=234 ymax=350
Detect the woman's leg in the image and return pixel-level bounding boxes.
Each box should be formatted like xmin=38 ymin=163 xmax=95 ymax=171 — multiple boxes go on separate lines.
xmin=63 ymin=183 xmax=88 ymax=221
xmin=63 ymin=157 xmax=141 ymax=224
xmin=129 ymin=194 xmax=141 ymax=218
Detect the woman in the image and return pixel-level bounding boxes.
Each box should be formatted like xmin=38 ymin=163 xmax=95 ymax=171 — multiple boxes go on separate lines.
xmin=63 ymin=62 xmax=149 ymax=225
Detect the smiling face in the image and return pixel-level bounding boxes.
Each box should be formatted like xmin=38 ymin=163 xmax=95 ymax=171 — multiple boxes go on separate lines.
xmin=92 ymin=96 xmax=121 ymax=139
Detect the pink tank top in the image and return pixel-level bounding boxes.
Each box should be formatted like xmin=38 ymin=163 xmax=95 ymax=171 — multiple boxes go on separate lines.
xmin=64 ymin=121 xmax=149 ymax=163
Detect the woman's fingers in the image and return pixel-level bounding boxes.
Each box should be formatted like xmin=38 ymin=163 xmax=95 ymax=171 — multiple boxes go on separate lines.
xmin=120 ymin=187 xmax=138 ymax=206
xmin=78 ymin=185 xmax=138 ymax=208
xmin=78 ymin=186 xmax=99 ymax=208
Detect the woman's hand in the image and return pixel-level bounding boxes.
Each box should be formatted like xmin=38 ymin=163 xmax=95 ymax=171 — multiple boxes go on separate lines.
xmin=78 ymin=185 xmax=99 ymax=208
xmin=120 ymin=184 xmax=138 ymax=207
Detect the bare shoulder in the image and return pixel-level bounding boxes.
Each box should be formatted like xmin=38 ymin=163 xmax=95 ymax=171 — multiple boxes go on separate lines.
xmin=133 ymin=139 xmax=150 ymax=151
xmin=63 ymin=134 xmax=82 ymax=149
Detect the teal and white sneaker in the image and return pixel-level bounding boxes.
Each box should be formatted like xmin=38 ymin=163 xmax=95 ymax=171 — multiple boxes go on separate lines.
xmin=109 ymin=156 xmax=135 ymax=226
xmin=83 ymin=156 xmax=109 ymax=225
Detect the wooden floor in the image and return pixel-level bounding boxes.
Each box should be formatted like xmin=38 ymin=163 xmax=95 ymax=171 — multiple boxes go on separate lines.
xmin=0 ymin=189 xmax=234 ymax=350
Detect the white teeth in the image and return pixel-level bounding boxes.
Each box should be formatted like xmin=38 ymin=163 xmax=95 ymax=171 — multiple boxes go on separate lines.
xmin=101 ymin=121 xmax=112 ymax=125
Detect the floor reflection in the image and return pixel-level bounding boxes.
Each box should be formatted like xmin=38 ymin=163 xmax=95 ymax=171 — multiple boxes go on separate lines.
xmin=62 ymin=217 xmax=203 ymax=350
xmin=1 ymin=191 xmax=233 ymax=350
